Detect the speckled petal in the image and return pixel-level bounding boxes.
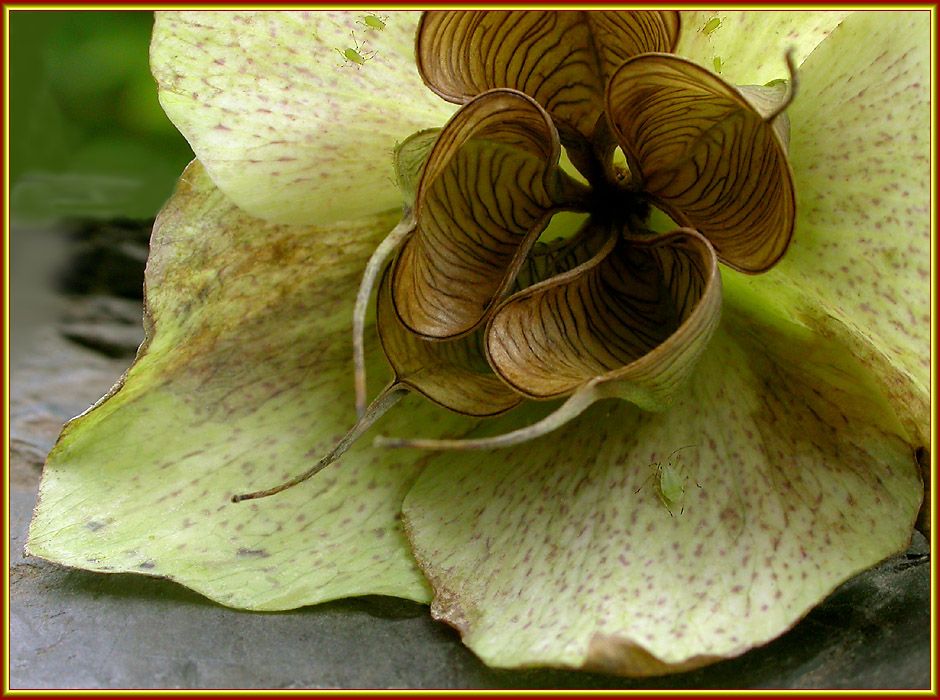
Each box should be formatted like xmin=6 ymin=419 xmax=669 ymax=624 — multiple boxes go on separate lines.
xmin=26 ymin=161 xmax=478 ymax=609
xmin=402 ymin=307 xmax=921 ymax=675
xmin=150 ymin=11 xmax=455 ymax=225
xmin=724 ymin=11 xmax=930 ymax=454
xmin=676 ymin=10 xmax=852 ymax=84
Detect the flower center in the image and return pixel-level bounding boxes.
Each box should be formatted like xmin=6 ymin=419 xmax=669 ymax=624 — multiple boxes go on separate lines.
xmin=582 ymin=164 xmax=652 ymax=238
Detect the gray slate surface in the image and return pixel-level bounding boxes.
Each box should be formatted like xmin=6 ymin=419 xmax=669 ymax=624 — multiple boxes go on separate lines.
xmin=8 ymin=225 xmax=932 ymax=690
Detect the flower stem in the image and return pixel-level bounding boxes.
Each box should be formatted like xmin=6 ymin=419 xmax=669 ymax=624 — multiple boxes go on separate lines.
xmin=353 ymin=215 xmax=415 ymax=417
xmin=373 ymin=386 xmax=598 ymax=451
xmin=232 ymin=383 xmax=408 ymax=502
xmin=765 ymin=47 xmax=799 ymax=123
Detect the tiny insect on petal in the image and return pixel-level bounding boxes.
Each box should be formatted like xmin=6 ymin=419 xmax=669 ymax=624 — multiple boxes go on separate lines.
xmin=336 ymin=32 xmax=376 ymax=68
xmin=658 ymin=463 xmax=685 ymax=506
xmin=703 ymin=17 xmax=722 ymax=34
xmin=635 ymin=445 xmax=700 ymax=516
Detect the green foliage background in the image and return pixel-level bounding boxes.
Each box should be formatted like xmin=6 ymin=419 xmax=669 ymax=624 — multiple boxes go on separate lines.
xmin=10 ymin=11 xmax=194 ymax=223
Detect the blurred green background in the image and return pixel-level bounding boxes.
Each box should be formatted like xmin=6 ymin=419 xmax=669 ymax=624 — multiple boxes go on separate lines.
xmin=10 ymin=10 xmax=194 ymax=224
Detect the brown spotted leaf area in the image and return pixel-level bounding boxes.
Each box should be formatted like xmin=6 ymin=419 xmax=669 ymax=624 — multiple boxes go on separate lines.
xmin=151 ymin=11 xmax=456 ymax=226
xmin=397 ymin=9 xmax=926 ymax=674
xmin=720 ymin=11 xmax=931 ymax=527
xmin=403 ymin=305 xmax=921 ymax=675
xmin=27 ymin=161 xmax=481 ymax=608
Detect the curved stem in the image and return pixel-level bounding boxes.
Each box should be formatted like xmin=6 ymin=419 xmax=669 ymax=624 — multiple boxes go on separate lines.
xmin=374 ymin=386 xmax=598 ymax=451
xmin=765 ymin=47 xmax=799 ymax=123
xmin=353 ymin=215 xmax=415 ymax=417
xmin=233 ymin=383 xmax=408 ymax=503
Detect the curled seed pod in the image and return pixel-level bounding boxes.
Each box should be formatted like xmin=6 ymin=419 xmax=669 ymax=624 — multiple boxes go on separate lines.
xmin=606 ymin=53 xmax=797 ymax=273
xmin=377 ymin=228 xmax=723 ymax=451
xmin=389 ymin=88 xmax=588 ymax=341
xmin=350 ymin=86 xmax=593 ymax=414
xmin=416 ymin=10 xmax=680 ymax=142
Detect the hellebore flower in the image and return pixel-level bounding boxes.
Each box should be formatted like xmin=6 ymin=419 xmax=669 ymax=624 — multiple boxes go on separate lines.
xmin=27 ymin=10 xmax=929 ymax=676
xmin=323 ymin=10 xmax=798 ymax=461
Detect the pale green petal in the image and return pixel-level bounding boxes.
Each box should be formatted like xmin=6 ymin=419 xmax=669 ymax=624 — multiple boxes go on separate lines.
xmin=402 ymin=309 xmax=921 ymax=675
xmin=26 ymin=161 xmax=476 ymax=609
xmin=676 ymin=10 xmax=852 ymax=84
xmin=150 ymin=11 xmax=455 ymax=225
xmin=725 ymin=10 xmax=930 ymax=448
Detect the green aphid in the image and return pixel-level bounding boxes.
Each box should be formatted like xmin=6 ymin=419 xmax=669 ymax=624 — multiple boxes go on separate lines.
xmin=336 ymin=33 xmax=375 ymax=69
xmin=635 ymin=445 xmax=700 ymax=517
xmin=703 ymin=17 xmax=722 ymax=35
xmin=713 ymin=55 xmax=723 ymax=74
xmin=358 ymin=13 xmax=387 ymax=31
